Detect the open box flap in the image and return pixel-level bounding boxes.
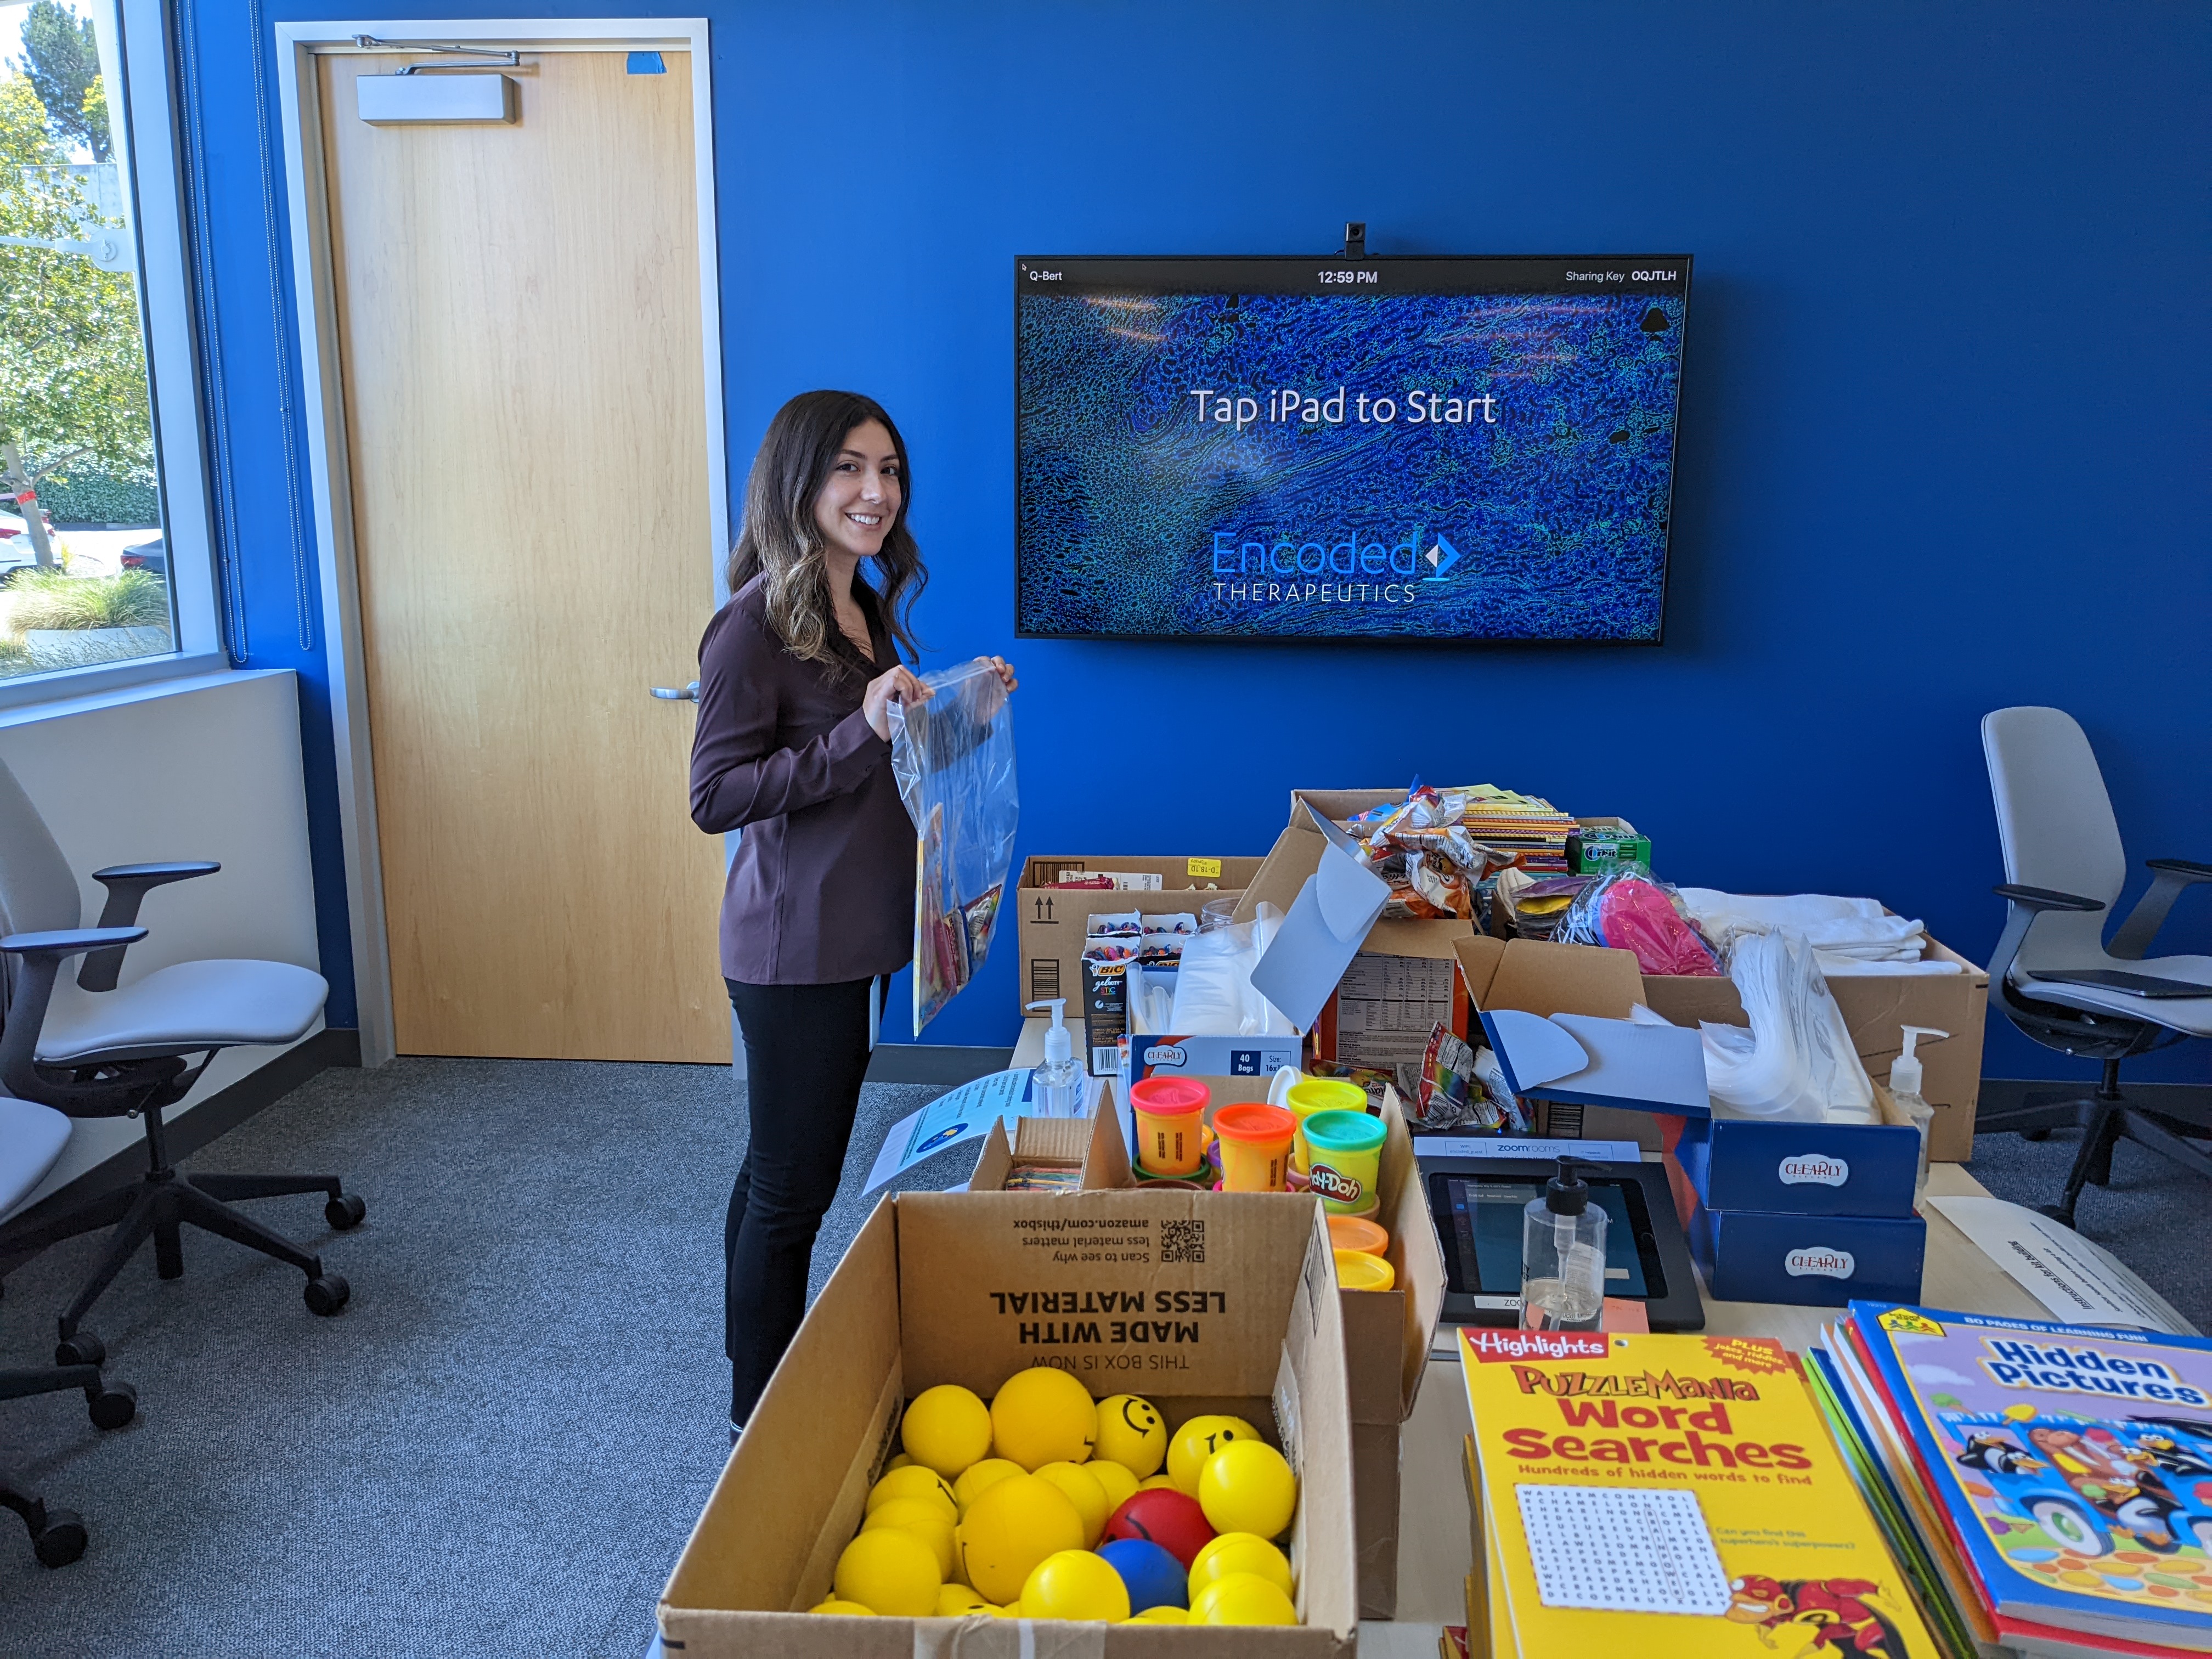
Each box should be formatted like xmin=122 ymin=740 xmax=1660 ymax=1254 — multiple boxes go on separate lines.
xmin=1249 ymin=814 xmax=1390 ymax=1033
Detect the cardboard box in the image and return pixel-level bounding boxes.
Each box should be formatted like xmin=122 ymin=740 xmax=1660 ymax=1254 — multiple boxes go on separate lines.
xmin=1082 ymin=1079 xmax=1446 ymax=1619
xmin=1685 ymin=1203 xmax=1927 ymax=1307
xmin=659 ymin=1187 xmax=1360 ymax=1656
xmin=1016 ymin=853 xmax=1265 ymax=1020
xmin=1640 ymin=934 xmax=1989 ymax=1161
xmin=966 ymin=1103 xmax=1132 ymax=1193
xmin=1233 ymin=791 xmax=1476 ymax=1076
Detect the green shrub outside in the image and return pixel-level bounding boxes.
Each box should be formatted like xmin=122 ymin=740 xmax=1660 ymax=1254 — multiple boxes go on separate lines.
xmin=5 ymin=566 xmax=170 ymax=629
xmin=34 ymin=470 xmax=160 ymax=526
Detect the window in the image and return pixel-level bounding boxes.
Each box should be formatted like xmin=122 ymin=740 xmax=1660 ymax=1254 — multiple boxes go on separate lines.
xmin=0 ymin=0 xmax=219 ymax=697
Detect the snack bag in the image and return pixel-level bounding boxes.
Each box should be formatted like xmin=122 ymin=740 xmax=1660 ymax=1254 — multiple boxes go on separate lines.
xmin=890 ymin=659 xmax=1019 ymax=1033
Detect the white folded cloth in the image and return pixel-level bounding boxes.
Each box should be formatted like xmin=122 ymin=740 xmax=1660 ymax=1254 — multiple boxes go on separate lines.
xmin=1674 ymin=889 xmax=1959 ymax=976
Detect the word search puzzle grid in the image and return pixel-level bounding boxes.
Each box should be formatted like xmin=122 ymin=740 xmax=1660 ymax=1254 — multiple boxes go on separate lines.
xmin=1514 ymin=1484 xmax=1731 ymax=1615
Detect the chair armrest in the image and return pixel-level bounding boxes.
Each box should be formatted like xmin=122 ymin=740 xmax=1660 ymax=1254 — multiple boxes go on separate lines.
xmin=0 ymin=928 xmax=146 ymax=1101
xmin=82 ymin=861 xmax=217 ymax=991
xmin=2110 ymin=860 xmax=2212 ymax=961
xmin=1993 ymin=884 xmax=2106 ymax=913
xmin=0 ymin=927 xmax=150 ymax=958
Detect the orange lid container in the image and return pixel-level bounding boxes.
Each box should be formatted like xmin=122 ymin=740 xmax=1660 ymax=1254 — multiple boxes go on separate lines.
xmin=1327 ymin=1215 xmax=1390 ymax=1257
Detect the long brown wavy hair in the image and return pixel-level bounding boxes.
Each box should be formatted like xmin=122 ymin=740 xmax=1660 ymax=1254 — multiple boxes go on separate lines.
xmin=725 ymin=390 xmax=927 ymax=678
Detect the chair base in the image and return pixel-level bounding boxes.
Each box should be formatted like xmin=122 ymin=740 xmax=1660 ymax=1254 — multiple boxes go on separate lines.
xmin=1 ymin=1361 xmax=136 ymax=1568
xmin=0 ymin=1096 xmax=363 ymax=1346
xmin=1977 ymin=1062 xmax=2212 ymax=1229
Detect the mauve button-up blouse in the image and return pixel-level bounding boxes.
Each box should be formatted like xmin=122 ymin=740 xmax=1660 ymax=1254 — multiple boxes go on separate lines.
xmin=689 ymin=574 xmax=915 ymax=986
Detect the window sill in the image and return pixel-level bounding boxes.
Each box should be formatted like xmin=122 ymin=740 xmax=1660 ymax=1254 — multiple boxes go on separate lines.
xmin=0 ymin=650 xmax=232 ymax=715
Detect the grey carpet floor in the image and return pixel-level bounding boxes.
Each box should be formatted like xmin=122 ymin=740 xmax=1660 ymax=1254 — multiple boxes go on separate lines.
xmin=0 ymin=1059 xmax=963 ymax=1657
xmin=1963 ymin=1122 xmax=2212 ymax=1333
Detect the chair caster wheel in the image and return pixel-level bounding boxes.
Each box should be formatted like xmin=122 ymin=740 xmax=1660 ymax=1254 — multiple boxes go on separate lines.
xmin=325 ymin=1194 xmax=366 ymax=1231
xmin=304 ymin=1273 xmax=351 ymax=1316
xmin=2037 ymin=1204 xmax=2077 ymax=1229
xmin=33 ymin=1510 xmax=87 ymax=1568
xmin=88 ymin=1381 xmax=137 ymax=1431
xmin=2023 ymin=1128 xmax=2052 ymax=1142
xmin=54 ymin=1331 xmax=104 ymax=1368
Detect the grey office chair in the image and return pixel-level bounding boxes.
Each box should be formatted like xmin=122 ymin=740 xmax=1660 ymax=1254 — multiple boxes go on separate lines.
xmin=1977 ymin=707 xmax=2212 ymax=1227
xmin=0 ymin=753 xmax=363 ymax=1365
xmin=1 ymin=1095 xmax=137 ymax=1567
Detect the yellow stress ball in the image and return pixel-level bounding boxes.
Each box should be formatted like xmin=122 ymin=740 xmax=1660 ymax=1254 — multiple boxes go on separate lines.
xmin=1166 ymin=1414 xmax=1260 ymax=1495
xmin=1197 ymin=1441 xmax=1297 ymax=1539
xmin=1137 ymin=1474 xmax=1181 ymax=1492
xmin=1034 ymin=1462 xmax=1111 ymax=1547
xmin=810 ymin=1598 xmax=876 ymax=1615
xmin=952 ymin=1458 xmax=1024 ymax=1515
xmin=934 ymin=1583 xmax=991 ymax=1616
xmin=866 ymin=1464 xmax=957 ymax=1520
xmin=833 ymin=1527 xmax=940 ymax=1617
xmin=1130 ymin=1604 xmax=1189 ymax=1623
xmin=902 ymin=1384 xmax=994 ymax=1479
xmin=1019 ymin=1549 xmax=1132 ymax=1623
xmin=1093 ymin=1393 xmax=1168 ymax=1476
xmin=955 ymin=1472 xmax=1086 ymax=1604
xmin=989 ymin=1367 xmax=1099 ymax=1471
xmin=1189 ymin=1532 xmax=1295 ymax=1600
xmin=1190 ymin=1571 xmax=1299 ymax=1626
xmin=883 ymin=1452 xmax=913 ymax=1471
xmin=862 ymin=1497 xmax=957 ymax=1578
xmin=1086 ymin=1457 xmax=1139 ymax=1515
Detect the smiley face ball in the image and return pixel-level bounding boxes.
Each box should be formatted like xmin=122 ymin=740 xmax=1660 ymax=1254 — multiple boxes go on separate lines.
xmin=1166 ymin=1414 xmax=1260 ymax=1495
xmin=1093 ymin=1393 xmax=1168 ymax=1476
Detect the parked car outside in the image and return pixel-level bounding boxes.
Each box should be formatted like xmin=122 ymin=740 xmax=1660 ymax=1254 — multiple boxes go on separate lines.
xmin=0 ymin=508 xmax=58 ymax=579
xmin=119 ymin=534 xmax=166 ymax=577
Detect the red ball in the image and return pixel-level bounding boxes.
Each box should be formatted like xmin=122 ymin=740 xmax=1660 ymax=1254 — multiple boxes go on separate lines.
xmin=1100 ymin=1487 xmax=1216 ymax=1568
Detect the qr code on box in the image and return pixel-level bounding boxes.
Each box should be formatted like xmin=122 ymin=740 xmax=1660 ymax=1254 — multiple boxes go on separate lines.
xmin=1161 ymin=1220 xmax=1205 ymax=1263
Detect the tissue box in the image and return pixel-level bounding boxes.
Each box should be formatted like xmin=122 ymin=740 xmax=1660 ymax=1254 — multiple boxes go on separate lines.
xmin=1116 ymin=964 xmax=1305 ymax=1091
xmin=1685 ymin=1203 xmax=1926 ymax=1307
xmin=1662 ymin=1086 xmax=1921 ymax=1220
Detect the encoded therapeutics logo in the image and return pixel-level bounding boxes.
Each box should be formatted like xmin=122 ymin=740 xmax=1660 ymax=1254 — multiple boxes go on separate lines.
xmin=1778 ymin=1154 xmax=1849 ymax=1188
xmin=1307 ymin=1164 xmax=1364 ymax=1206
xmin=1785 ymin=1248 xmax=1856 ymax=1280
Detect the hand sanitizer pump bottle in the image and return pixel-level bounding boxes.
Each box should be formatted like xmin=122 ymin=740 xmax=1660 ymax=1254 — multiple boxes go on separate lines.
xmin=1521 ymin=1158 xmax=1607 ymax=1331
xmin=1026 ymin=1000 xmax=1084 ymax=1118
xmin=1890 ymin=1025 xmax=1948 ymax=1207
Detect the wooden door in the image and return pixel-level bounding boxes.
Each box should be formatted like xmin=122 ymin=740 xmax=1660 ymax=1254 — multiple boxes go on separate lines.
xmin=319 ymin=47 xmax=729 ymax=1060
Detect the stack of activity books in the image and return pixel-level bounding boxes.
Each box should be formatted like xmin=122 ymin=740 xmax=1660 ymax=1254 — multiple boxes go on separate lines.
xmin=1457 ymin=1325 xmax=1941 ymax=1657
xmin=1819 ymin=1302 xmax=2212 ymax=1659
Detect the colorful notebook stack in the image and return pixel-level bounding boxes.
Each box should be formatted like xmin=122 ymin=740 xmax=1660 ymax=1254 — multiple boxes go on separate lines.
xmin=1819 ymin=1301 xmax=2212 ymax=1659
xmin=1457 ymin=1325 xmax=1940 ymax=1657
xmin=1456 ymin=786 xmax=1580 ymax=874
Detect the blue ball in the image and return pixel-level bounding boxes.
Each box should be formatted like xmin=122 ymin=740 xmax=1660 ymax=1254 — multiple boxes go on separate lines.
xmin=1098 ymin=1536 xmax=1188 ymax=1612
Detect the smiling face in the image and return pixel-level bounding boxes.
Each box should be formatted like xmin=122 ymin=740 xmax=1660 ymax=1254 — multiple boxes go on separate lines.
xmin=811 ymin=419 xmax=902 ymax=563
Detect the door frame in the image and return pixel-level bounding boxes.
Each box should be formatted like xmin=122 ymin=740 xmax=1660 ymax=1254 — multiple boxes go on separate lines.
xmin=275 ymin=20 xmax=728 ymax=1065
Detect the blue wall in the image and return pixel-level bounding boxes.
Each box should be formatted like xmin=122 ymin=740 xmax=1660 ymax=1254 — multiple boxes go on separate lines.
xmin=198 ymin=0 xmax=2210 ymax=1079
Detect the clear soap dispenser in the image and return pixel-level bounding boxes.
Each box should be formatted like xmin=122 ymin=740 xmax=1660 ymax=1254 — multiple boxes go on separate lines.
xmin=1521 ymin=1158 xmax=1607 ymax=1331
xmin=1890 ymin=1025 xmax=1948 ymax=1207
xmin=1026 ymin=999 xmax=1084 ymax=1118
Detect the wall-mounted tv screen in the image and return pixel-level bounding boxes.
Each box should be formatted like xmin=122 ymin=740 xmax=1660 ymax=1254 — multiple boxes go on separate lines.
xmin=1014 ymin=253 xmax=1690 ymax=644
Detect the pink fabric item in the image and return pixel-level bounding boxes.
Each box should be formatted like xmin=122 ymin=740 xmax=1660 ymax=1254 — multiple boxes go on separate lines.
xmin=1599 ymin=878 xmax=1723 ymax=976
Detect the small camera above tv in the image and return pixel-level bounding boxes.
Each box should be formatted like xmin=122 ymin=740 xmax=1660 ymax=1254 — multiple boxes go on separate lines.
xmin=1013 ymin=253 xmax=1691 ymax=645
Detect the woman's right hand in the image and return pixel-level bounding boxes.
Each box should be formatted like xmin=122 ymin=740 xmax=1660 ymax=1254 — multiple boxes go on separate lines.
xmin=862 ymin=664 xmax=931 ymax=740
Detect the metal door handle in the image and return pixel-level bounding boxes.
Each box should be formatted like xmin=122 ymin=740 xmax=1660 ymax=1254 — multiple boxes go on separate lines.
xmin=650 ymin=681 xmax=699 ymax=702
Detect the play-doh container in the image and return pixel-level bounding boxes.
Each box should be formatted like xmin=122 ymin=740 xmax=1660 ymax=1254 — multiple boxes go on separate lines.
xmin=1299 ymin=1109 xmax=1388 ymax=1216
xmin=1211 ymin=1102 xmax=1296 ymax=1193
xmin=1284 ymin=1079 xmax=1368 ymax=1172
xmin=1128 ymin=1076 xmax=1210 ymax=1177
xmin=1334 ymin=1249 xmax=1397 ymax=1292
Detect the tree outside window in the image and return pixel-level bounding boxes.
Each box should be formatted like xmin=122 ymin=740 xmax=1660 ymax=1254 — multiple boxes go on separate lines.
xmin=1 ymin=0 xmax=171 ymax=679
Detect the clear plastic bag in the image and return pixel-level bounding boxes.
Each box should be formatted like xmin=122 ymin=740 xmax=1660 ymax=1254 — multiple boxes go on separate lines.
xmin=889 ymin=660 xmax=1018 ymax=1035
xmin=1701 ymin=929 xmax=1875 ymax=1121
xmin=1165 ymin=903 xmax=1294 ymax=1035
xmin=1556 ymin=865 xmax=1723 ymax=975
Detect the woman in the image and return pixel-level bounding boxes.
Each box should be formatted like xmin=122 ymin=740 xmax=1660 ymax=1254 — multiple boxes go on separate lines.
xmin=690 ymin=389 xmax=1014 ymax=1436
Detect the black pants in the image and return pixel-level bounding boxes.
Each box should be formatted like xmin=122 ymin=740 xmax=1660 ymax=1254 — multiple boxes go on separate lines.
xmin=724 ymin=975 xmax=878 ymax=1424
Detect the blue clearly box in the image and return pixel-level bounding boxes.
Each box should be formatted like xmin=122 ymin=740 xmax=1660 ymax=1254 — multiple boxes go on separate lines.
xmin=1687 ymin=1204 xmax=1926 ymax=1307
xmin=1668 ymin=1104 xmax=1921 ymax=1220
xmin=1116 ymin=965 xmax=1305 ymax=1093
